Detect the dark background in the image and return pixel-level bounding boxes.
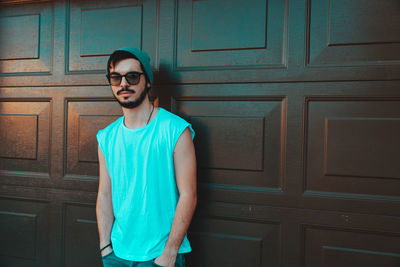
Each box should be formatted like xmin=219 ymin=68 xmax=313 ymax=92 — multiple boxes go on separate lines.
xmin=0 ymin=0 xmax=399 ymax=266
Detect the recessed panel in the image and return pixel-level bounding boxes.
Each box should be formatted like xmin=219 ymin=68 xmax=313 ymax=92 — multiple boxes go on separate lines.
xmin=80 ymin=6 xmax=142 ymax=56
xmin=0 ymin=2 xmax=52 ymax=74
xmin=307 ymin=0 xmax=400 ymax=66
xmin=193 ymin=116 xmax=264 ymax=171
xmin=305 ymin=226 xmax=400 ymax=267
xmin=176 ymin=0 xmax=286 ymax=69
xmin=78 ymin=115 xmax=117 ymax=163
xmin=174 ymin=98 xmax=284 ymax=190
xmin=0 ymin=115 xmax=38 ymax=160
xmin=68 ymin=0 xmax=158 ymax=72
xmin=0 ymin=211 xmax=36 ymax=259
xmin=188 ymin=218 xmax=280 ymax=267
xmin=0 ymin=15 xmax=39 ymax=60
xmin=63 ymin=204 xmax=101 ymax=267
xmin=0 ymin=101 xmax=50 ymax=176
xmin=0 ymin=198 xmax=48 ymax=266
xmin=191 ymin=0 xmax=266 ymax=51
xmin=305 ymin=99 xmax=400 ymax=197
xmin=326 ymin=118 xmax=400 ymax=179
xmin=66 ymin=100 xmax=122 ymax=178
xmin=329 ymin=0 xmax=400 ymax=45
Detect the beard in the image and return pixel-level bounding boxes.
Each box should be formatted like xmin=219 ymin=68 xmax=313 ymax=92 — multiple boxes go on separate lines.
xmin=114 ymin=86 xmax=150 ymax=109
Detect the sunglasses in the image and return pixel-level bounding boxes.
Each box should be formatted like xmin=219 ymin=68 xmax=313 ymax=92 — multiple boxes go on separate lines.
xmin=107 ymin=71 xmax=144 ymax=86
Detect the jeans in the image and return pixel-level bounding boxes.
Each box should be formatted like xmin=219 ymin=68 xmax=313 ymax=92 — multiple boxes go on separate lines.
xmin=102 ymin=251 xmax=186 ymax=267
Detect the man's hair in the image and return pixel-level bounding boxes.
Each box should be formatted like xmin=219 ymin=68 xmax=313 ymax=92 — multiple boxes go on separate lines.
xmin=107 ymin=50 xmax=151 ymax=89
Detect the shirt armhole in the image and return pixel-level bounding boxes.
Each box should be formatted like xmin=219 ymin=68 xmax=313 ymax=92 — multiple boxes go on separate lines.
xmin=172 ymin=124 xmax=195 ymax=151
xmin=96 ymin=131 xmax=106 ymax=155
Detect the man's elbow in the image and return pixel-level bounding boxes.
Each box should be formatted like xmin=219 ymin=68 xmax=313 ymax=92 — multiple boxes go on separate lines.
xmin=96 ymin=190 xmax=111 ymax=207
xmin=180 ymin=191 xmax=197 ymax=209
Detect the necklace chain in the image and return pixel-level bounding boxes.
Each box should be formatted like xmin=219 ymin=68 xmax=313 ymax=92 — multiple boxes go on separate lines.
xmin=146 ymin=104 xmax=154 ymax=125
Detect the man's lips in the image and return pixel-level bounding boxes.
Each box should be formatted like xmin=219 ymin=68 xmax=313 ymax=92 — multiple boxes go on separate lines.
xmin=117 ymin=89 xmax=135 ymax=95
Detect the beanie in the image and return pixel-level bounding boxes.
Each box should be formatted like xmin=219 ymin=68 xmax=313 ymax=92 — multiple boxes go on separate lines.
xmin=114 ymin=46 xmax=153 ymax=85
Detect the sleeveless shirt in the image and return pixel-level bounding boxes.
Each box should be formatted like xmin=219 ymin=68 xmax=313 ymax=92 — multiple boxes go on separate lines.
xmin=96 ymin=108 xmax=194 ymax=261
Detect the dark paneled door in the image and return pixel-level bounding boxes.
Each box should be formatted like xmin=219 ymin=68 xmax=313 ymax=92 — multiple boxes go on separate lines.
xmin=1 ymin=0 xmax=400 ymax=267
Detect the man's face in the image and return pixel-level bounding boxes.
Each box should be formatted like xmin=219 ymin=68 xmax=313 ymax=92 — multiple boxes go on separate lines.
xmin=108 ymin=58 xmax=151 ymax=109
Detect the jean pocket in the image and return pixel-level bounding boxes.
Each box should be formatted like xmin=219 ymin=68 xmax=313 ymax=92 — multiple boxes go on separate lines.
xmin=152 ymin=255 xmax=185 ymax=267
xmin=174 ymin=254 xmax=186 ymax=267
xmin=151 ymin=259 xmax=164 ymax=267
xmin=101 ymin=251 xmax=114 ymax=259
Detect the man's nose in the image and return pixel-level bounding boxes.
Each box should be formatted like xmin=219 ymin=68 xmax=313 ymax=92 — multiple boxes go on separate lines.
xmin=120 ymin=76 xmax=129 ymax=88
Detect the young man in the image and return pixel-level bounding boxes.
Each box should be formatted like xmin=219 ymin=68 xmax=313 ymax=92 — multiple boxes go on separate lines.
xmin=96 ymin=47 xmax=197 ymax=267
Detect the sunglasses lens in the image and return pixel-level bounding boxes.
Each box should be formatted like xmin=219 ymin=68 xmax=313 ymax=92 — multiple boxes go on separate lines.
xmin=109 ymin=75 xmax=122 ymax=86
xmin=126 ymin=73 xmax=141 ymax=85
xmin=108 ymin=72 xmax=142 ymax=85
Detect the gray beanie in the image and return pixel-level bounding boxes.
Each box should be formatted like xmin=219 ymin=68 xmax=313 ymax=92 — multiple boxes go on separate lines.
xmin=114 ymin=46 xmax=153 ymax=85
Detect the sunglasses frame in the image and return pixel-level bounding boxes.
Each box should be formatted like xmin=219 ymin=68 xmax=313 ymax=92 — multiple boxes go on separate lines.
xmin=107 ymin=71 xmax=145 ymax=86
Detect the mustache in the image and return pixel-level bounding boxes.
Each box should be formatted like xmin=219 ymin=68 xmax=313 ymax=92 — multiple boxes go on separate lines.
xmin=117 ymin=88 xmax=135 ymax=95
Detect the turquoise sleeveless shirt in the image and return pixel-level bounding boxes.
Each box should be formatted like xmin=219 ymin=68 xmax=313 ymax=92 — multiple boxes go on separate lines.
xmin=96 ymin=108 xmax=194 ymax=261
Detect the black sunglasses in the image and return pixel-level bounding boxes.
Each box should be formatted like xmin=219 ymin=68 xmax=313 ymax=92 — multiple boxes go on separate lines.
xmin=107 ymin=71 xmax=144 ymax=86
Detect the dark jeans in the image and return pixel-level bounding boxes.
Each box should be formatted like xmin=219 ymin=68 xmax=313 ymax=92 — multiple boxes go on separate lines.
xmin=102 ymin=251 xmax=186 ymax=267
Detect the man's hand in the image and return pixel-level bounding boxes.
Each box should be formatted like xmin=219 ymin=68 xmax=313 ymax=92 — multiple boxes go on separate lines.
xmin=154 ymin=250 xmax=177 ymax=267
xmin=100 ymin=246 xmax=113 ymax=257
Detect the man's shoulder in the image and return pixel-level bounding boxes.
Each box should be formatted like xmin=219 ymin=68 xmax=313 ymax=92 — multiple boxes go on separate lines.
xmin=158 ymin=108 xmax=187 ymax=125
xmin=157 ymin=108 xmax=194 ymax=139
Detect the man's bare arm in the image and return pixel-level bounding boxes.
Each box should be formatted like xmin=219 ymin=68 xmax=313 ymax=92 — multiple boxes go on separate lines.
xmin=96 ymin=146 xmax=114 ymax=256
xmin=155 ymin=128 xmax=197 ymax=267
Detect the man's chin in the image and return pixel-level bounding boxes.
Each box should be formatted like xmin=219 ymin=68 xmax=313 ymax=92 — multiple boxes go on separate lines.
xmin=113 ymin=87 xmax=149 ymax=109
xmin=117 ymin=99 xmax=142 ymax=109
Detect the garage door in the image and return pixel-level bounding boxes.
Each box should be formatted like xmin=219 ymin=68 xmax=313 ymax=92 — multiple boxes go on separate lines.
xmin=0 ymin=0 xmax=399 ymax=266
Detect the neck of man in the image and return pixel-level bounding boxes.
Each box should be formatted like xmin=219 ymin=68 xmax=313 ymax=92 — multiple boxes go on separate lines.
xmin=122 ymin=96 xmax=154 ymax=129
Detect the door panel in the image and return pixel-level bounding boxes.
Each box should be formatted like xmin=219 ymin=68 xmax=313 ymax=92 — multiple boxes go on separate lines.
xmin=0 ymin=2 xmax=53 ymax=74
xmin=176 ymin=0 xmax=286 ymax=69
xmin=305 ymin=227 xmax=400 ymax=267
xmin=67 ymin=0 xmax=158 ymax=73
xmin=305 ymin=99 xmax=400 ymax=196
xmin=307 ymin=0 xmax=400 ymax=65
xmin=63 ymin=203 xmax=100 ymax=267
xmin=0 ymin=198 xmax=49 ymax=267
xmin=66 ymin=100 xmax=121 ymax=178
xmin=0 ymin=100 xmax=51 ymax=177
xmin=188 ymin=218 xmax=281 ymax=267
